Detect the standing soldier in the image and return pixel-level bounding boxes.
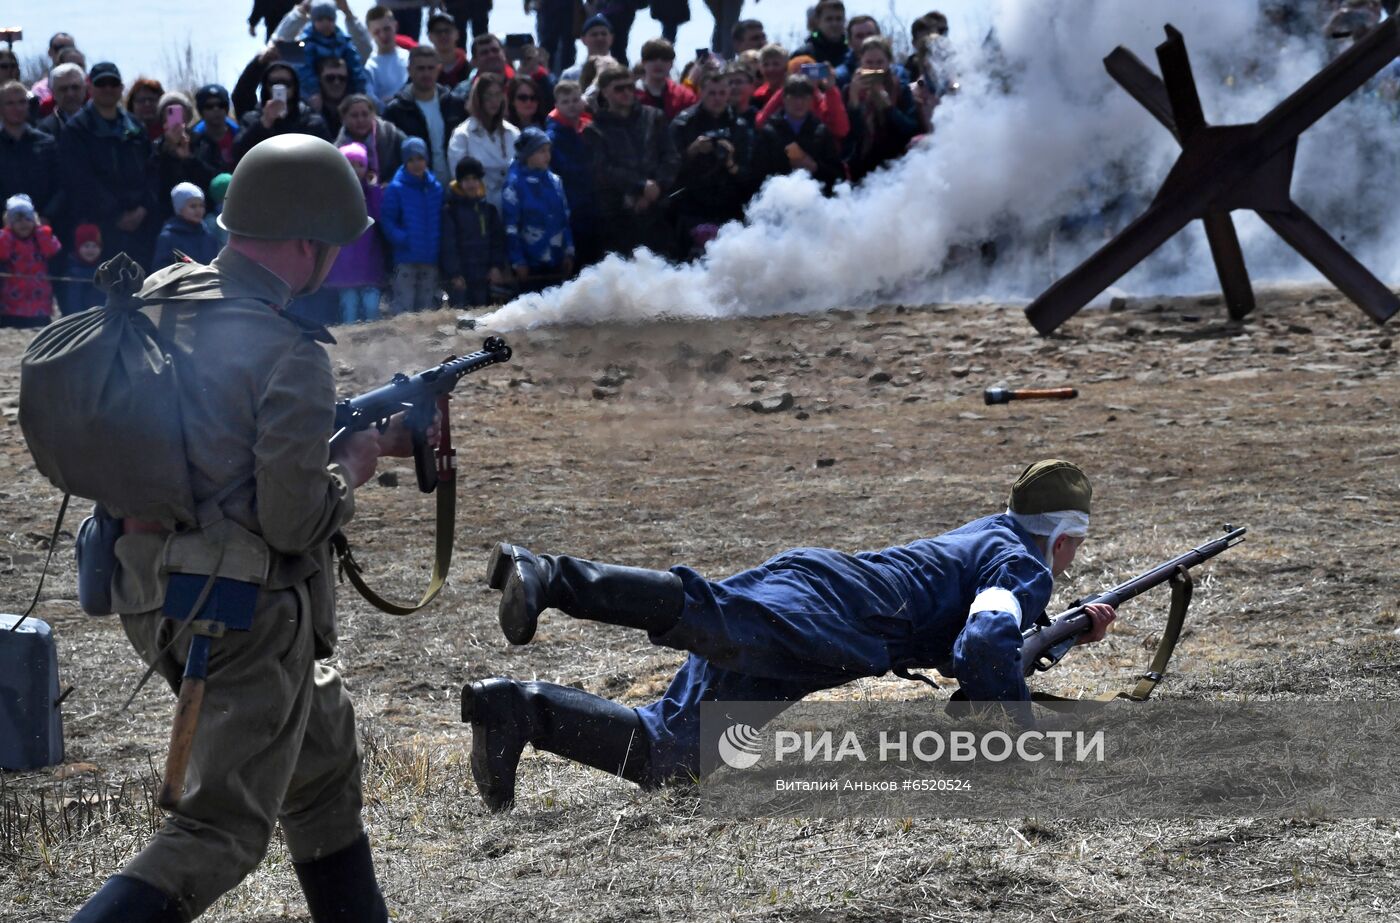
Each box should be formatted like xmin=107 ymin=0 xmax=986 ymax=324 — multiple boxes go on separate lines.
xmin=71 ymin=135 xmax=411 ymax=922
xmin=465 ymin=460 xmax=1117 ymax=810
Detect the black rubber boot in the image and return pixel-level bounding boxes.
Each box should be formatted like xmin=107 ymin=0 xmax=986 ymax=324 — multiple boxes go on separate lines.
xmin=69 ymin=875 xmax=183 ymax=922
xmin=292 ymin=833 xmax=389 ymax=923
xmin=486 ymin=542 xmax=684 ymax=645
xmin=462 ymin=677 xmax=653 ymax=811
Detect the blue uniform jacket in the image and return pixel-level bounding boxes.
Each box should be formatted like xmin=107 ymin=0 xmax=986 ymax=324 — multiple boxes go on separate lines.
xmin=501 ymin=161 xmax=573 ymax=270
xmin=665 ymin=514 xmax=1053 ymax=701
xmin=380 ymin=166 xmax=444 ymax=265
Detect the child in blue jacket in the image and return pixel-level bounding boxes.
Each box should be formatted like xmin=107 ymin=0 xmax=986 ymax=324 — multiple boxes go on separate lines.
xmin=501 ymin=126 xmax=573 ymax=294
xmin=298 ymin=0 xmax=366 ymax=103
xmin=381 ymin=137 xmax=444 ymax=313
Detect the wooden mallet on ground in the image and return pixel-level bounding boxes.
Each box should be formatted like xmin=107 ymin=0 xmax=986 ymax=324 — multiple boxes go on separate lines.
xmin=984 ymin=386 xmax=1079 ymax=406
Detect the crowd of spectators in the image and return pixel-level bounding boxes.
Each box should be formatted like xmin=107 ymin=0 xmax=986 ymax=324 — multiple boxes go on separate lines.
xmin=1 ymin=0 xmax=960 ymax=327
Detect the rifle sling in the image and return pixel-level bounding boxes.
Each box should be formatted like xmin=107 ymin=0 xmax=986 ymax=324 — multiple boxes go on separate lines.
xmin=332 ymin=404 xmax=457 ymax=616
xmin=1031 ymin=565 xmax=1193 ymax=708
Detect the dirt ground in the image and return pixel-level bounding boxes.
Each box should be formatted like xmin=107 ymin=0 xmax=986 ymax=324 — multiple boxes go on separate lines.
xmin=2 ymin=285 xmax=1398 ymax=921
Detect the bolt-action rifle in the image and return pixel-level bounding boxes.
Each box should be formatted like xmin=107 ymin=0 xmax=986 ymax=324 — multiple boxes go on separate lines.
xmin=1022 ymin=525 xmax=1246 ymax=677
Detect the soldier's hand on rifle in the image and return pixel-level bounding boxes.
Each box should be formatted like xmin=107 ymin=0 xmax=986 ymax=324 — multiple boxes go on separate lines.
xmin=377 ymin=408 xmax=443 ymax=458
xmin=1075 ymin=602 xmax=1117 ymax=645
xmin=331 ymin=429 xmax=380 ymax=488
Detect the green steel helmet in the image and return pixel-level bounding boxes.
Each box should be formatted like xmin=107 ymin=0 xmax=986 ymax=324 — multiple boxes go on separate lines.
xmin=218 ymin=134 xmax=372 ymax=245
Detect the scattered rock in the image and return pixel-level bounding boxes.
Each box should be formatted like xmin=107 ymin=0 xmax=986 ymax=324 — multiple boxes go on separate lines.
xmin=1180 ymin=314 xmax=1201 ymax=323
xmin=741 ymin=392 xmax=794 ymax=414
xmin=1272 ymin=344 xmax=1292 ymax=355
xmin=377 ymin=470 xmax=400 ymax=488
xmin=795 ymin=411 xmax=810 ymax=420
xmin=815 ymin=457 xmax=836 ymax=468
xmin=1109 ymin=296 xmax=1128 ymax=312
xmin=1287 ymin=323 xmax=1313 ymax=335
xmin=1197 ymin=295 xmax=1222 ymax=307
xmin=592 ymin=385 xmax=619 ymax=400
xmin=950 ymin=366 xmax=972 ymax=378
xmin=456 ymin=315 xmax=477 ymax=330
xmin=1379 ymin=338 xmax=1392 ymax=350
xmin=868 ymin=371 xmax=892 ymax=384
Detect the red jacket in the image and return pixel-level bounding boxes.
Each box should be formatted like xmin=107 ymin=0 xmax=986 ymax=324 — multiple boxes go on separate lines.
xmin=0 ymin=226 xmax=62 ymax=319
xmin=636 ymin=79 xmax=698 ymax=122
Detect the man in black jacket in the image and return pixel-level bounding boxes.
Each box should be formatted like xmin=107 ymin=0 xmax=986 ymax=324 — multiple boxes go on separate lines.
xmin=383 ymin=46 xmax=465 ymax=181
xmin=233 ymin=64 xmax=331 ymax=165
xmin=755 ymin=75 xmax=844 ymax=192
xmin=793 ymin=0 xmax=849 ymax=67
xmin=0 ymin=81 xmax=61 ymax=223
xmin=585 ymin=65 xmax=681 ymax=257
xmin=668 ymin=69 xmax=756 ymax=255
xmin=57 ymin=62 xmax=160 ymax=269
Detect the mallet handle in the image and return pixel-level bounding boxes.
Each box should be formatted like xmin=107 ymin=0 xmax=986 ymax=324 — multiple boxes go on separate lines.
xmin=157 ymin=676 xmax=205 ymax=810
xmin=1010 ymin=387 xmax=1078 ymax=401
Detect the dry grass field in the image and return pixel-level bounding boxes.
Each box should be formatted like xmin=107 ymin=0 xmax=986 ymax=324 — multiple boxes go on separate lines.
xmin=2 ymin=285 xmax=1398 ymax=921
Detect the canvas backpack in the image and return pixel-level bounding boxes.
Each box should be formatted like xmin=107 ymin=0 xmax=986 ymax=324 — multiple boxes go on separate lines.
xmin=19 ymin=253 xmax=199 ymax=530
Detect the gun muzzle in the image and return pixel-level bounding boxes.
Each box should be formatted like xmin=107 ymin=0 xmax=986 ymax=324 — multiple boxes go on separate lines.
xmin=984 ymin=386 xmax=1079 ymax=406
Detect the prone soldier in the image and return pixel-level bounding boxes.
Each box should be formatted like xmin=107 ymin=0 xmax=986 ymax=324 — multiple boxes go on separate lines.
xmin=71 ymin=136 xmax=420 ymax=922
xmin=466 ymin=459 xmax=1116 ymax=810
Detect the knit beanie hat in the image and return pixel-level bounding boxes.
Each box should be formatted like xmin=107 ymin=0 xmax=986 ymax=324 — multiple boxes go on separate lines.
xmin=208 ymin=173 xmax=233 ymax=208
xmin=157 ymin=90 xmax=195 ymax=122
xmin=339 ymin=141 xmax=369 ymax=168
xmin=454 ymin=155 xmax=486 ymax=181
xmin=75 ymin=223 xmax=102 ymax=248
xmin=171 ymin=182 xmax=205 ymax=213
xmin=514 ymin=125 xmax=551 ymax=161
xmin=401 ymin=136 xmax=428 ymax=161
xmin=581 ymin=12 xmax=613 ymax=34
xmin=311 ymin=0 xmax=338 ymax=21
xmin=4 ymin=194 xmax=35 ymax=223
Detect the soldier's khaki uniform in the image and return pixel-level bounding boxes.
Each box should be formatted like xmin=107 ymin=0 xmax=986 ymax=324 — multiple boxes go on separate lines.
xmin=110 ymin=248 xmax=363 ymax=918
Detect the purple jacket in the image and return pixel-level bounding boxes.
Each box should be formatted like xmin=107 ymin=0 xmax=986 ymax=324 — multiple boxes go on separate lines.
xmin=326 ymin=180 xmax=385 ymax=288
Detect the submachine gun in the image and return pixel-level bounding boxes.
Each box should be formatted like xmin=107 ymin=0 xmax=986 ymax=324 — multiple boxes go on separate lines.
xmin=329 ymin=336 xmax=512 ymax=614
xmin=1021 ymin=525 xmax=1246 ymax=702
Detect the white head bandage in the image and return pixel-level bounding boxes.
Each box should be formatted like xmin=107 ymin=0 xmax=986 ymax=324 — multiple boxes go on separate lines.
xmin=1007 ymin=508 xmax=1090 ymax=560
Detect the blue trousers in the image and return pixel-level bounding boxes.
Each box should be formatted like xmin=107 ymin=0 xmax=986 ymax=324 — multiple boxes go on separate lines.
xmin=634 ymin=554 xmax=913 ymax=782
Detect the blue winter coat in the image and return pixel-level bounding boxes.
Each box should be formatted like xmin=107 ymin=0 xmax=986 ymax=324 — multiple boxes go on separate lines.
xmin=545 ymin=116 xmax=597 ymax=226
xmin=296 ymin=23 xmax=366 ymax=99
xmin=380 ymin=166 xmax=444 ymax=265
xmin=153 ymin=216 xmax=221 ymax=270
xmin=501 ymin=161 xmax=573 ymax=270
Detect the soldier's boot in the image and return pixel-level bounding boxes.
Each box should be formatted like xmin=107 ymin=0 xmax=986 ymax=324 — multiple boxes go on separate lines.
xmin=462 ymin=678 xmax=652 ymax=812
xmin=292 ymin=833 xmax=389 ymax=923
xmin=486 ymin=542 xmax=684 ymax=645
xmin=69 ymin=875 xmax=183 ymax=922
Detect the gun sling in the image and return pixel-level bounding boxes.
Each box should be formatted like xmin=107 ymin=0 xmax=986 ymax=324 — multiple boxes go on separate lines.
xmin=331 ymin=395 xmax=457 ymax=616
xmin=1032 ymin=565 xmax=1193 ymax=708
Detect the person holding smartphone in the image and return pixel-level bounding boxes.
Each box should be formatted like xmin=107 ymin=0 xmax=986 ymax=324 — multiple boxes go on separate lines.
xmin=842 ymin=36 xmax=918 ymax=183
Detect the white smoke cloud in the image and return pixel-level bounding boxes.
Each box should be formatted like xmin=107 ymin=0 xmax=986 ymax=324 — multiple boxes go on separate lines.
xmin=480 ymin=0 xmax=1397 ymax=330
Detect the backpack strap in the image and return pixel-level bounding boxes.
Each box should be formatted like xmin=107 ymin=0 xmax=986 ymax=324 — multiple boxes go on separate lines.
xmin=7 ymin=492 xmax=71 ymax=633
